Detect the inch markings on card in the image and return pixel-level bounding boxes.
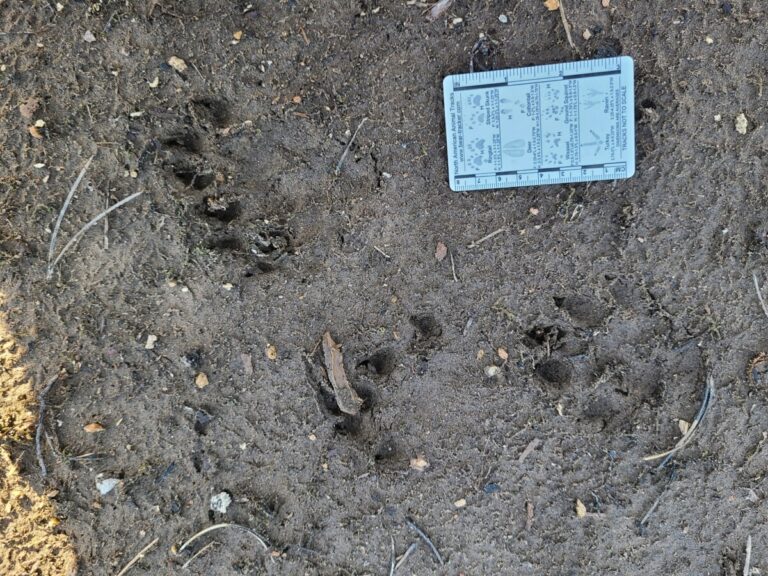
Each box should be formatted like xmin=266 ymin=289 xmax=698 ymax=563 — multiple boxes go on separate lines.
xmin=443 ymin=56 xmax=635 ymax=192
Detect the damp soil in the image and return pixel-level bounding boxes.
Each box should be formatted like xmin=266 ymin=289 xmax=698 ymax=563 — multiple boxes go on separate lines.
xmin=2 ymin=1 xmax=768 ymax=575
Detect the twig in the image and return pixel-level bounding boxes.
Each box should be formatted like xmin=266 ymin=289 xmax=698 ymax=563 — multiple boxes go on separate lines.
xmin=177 ymin=523 xmax=268 ymax=554
xmin=642 ymin=375 xmax=715 ymax=468
xmin=103 ymin=190 xmax=109 ymax=250
xmin=557 ymin=0 xmax=577 ymax=50
xmin=744 ymin=535 xmax=752 ymax=576
xmin=639 ymin=494 xmax=662 ymax=526
xmin=114 ymin=537 xmax=159 ymax=576
xmin=405 ymin=516 xmax=444 ymax=566
xmin=753 ymin=273 xmax=768 ymax=320
xmin=467 ymin=227 xmax=505 ymax=249
xmin=395 ymin=542 xmax=419 ymax=571
xmin=518 ymin=438 xmax=541 ymax=464
xmin=35 ymin=373 xmax=60 ymax=477
xmin=47 ymin=155 xmax=94 ymax=276
xmin=388 ymin=536 xmax=396 ymax=576
xmin=47 ymin=191 xmax=143 ymax=279
xmin=181 ymin=540 xmax=217 ymax=569
xmin=450 ymin=251 xmax=458 ymax=282
xmin=374 ymin=245 xmax=391 ymax=259
xmin=334 ymin=117 xmax=368 ymax=176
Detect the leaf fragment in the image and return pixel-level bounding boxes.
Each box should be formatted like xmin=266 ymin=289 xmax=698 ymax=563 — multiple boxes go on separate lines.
xmin=322 ymin=332 xmax=364 ymax=415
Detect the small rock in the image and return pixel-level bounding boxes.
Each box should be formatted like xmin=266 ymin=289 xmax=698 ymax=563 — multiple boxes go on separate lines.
xmin=583 ymin=29 xmax=592 ymax=40
xmin=82 ymin=30 xmax=96 ymax=43
xmin=483 ymin=482 xmax=501 ymax=494
xmin=435 ymin=241 xmax=448 ymax=262
xmin=735 ymin=112 xmax=748 ymax=134
xmin=168 ymin=56 xmax=188 ymax=73
xmin=195 ymin=372 xmax=209 ymax=389
xmin=705 ymin=36 xmax=714 ymax=44
xmin=409 ymin=456 xmax=430 ymax=472
xmin=484 ymin=365 xmax=501 ymax=378
xmin=96 ymin=478 xmax=120 ymax=496
xmin=714 ymin=114 xmax=722 ymax=122
xmin=575 ymin=498 xmax=587 ymax=517
xmin=84 ymin=422 xmax=105 ymax=433
xmin=498 ymin=14 xmax=508 ymax=23
xmin=144 ymin=334 xmax=157 ymax=350
xmin=454 ymin=498 xmax=467 ymax=508
xmin=601 ymin=0 xmax=610 ymax=7
xmin=497 ymin=347 xmax=509 ymax=361
xmin=266 ymin=343 xmax=277 ymax=361
xmin=148 ymin=76 xmax=159 ymax=88
xmin=210 ymin=491 xmax=232 ymax=514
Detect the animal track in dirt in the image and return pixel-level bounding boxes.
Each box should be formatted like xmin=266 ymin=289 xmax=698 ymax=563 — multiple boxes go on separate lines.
xmin=409 ymin=313 xmax=442 ymax=352
xmin=535 ymin=358 xmax=573 ymax=387
xmin=357 ymin=348 xmax=397 ymax=377
xmin=190 ymin=96 xmax=232 ymax=128
xmin=525 ymin=325 xmax=566 ymax=349
xmin=203 ymin=196 xmax=242 ymax=222
xmin=554 ymin=295 xmax=608 ymax=328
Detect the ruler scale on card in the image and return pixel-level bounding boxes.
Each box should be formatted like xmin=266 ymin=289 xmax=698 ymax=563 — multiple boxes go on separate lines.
xmin=442 ymin=56 xmax=635 ymax=192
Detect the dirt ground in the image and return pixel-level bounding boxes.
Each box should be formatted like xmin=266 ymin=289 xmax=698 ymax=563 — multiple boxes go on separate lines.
xmin=2 ymin=0 xmax=768 ymax=574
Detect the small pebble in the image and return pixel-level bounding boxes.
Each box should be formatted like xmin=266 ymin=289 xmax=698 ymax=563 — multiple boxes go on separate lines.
xmin=483 ymin=482 xmax=501 ymax=494
xmin=210 ymin=491 xmax=232 ymax=514
xmin=498 ymin=14 xmax=508 ymax=24
xmin=735 ymin=112 xmax=748 ymax=135
xmin=484 ymin=365 xmax=501 ymax=377
xmin=454 ymin=498 xmax=467 ymax=508
xmin=195 ymin=372 xmax=209 ymax=389
xmin=96 ymin=478 xmax=120 ymax=496
xmin=583 ymin=29 xmax=592 ymax=40
xmin=144 ymin=334 xmax=157 ymax=349
xmin=705 ymin=36 xmax=714 ymax=44
xmin=82 ymin=30 xmax=96 ymax=43
xmin=714 ymin=114 xmax=722 ymax=122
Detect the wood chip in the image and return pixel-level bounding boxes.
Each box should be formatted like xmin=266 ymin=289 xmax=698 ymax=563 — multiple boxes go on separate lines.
xmin=28 ymin=125 xmax=43 ymax=139
xmin=168 ymin=56 xmax=188 ymax=73
xmin=678 ymin=419 xmax=690 ymax=435
xmin=575 ymin=498 xmax=587 ymax=518
xmin=544 ymin=0 xmax=560 ymax=10
xmin=427 ymin=0 xmax=453 ymax=21
xmin=526 ymin=501 xmax=534 ymax=530
xmin=233 ymin=30 xmax=243 ymax=41
xmin=195 ymin=372 xmax=209 ymax=389
xmin=497 ymin=347 xmax=509 ymax=361
xmin=84 ymin=422 xmax=105 ymax=433
xmin=321 ymin=332 xmax=364 ymax=415
xmin=435 ymin=241 xmax=448 ymax=262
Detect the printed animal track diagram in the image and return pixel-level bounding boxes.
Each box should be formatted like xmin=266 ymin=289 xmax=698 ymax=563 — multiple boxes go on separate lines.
xmin=443 ymin=56 xmax=635 ymax=191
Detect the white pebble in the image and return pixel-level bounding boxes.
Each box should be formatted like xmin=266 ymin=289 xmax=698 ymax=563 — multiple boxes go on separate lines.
xmin=210 ymin=491 xmax=232 ymax=514
xmin=96 ymin=478 xmax=120 ymax=495
xmin=498 ymin=14 xmax=508 ymax=24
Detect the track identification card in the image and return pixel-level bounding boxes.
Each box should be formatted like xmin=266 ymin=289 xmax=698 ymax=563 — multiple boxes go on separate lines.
xmin=443 ymin=56 xmax=635 ymax=191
